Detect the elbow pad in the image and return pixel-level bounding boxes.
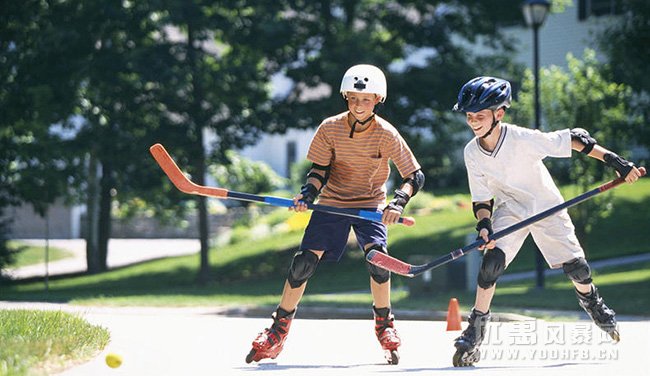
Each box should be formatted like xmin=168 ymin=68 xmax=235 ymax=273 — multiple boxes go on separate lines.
xmin=472 ymin=199 xmax=494 ymax=219
xmin=570 ymin=128 xmax=597 ymax=155
xmin=402 ymin=169 xmax=425 ymax=196
xmin=307 ymin=163 xmax=331 ymax=188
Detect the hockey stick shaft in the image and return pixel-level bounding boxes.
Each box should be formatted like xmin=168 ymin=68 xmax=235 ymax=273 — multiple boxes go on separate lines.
xmin=366 ymin=166 xmax=646 ymax=277
xmin=150 ymin=143 xmax=415 ymax=226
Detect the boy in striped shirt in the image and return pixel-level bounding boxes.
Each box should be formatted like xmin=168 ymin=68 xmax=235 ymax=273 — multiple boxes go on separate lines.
xmin=246 ymin=64 xmax=424 ymax=365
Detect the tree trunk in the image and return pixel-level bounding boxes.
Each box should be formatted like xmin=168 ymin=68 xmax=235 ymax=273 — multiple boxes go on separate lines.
xmin=85 ymin=154 xmax=102 ymax=274
xmin=197 ymin=160 xmax=210 ymax=284
xmin=187 ymin=15 xmax=211 ymax=285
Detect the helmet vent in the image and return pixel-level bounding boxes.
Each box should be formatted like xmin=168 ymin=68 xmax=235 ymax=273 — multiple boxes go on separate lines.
xmin=354 ymin=79 xmax=367 ymax=90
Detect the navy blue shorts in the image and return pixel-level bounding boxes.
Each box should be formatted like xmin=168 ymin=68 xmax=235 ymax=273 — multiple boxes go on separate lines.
xmin=300 ymin=209 xmax=388 ymax=262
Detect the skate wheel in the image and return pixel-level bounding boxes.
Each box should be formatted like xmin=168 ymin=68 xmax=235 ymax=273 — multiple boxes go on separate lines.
xmin=453 ymin=348 xmax=476 ymax=367
xmin=245 ymin=349 xmax=257 ymax=364
xmin=610 ymin=329 xmax=621 ymax=343
xmin=385 ymin=349 xmax=399 ymax=365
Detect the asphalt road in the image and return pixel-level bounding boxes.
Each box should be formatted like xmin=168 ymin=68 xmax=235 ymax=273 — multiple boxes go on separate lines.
xmin=3 ymin=303 xmax=639 ymax=376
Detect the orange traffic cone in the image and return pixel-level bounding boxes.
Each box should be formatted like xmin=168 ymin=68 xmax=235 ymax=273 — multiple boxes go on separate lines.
xmin=446 ymin=297 xmax=462 ymax=331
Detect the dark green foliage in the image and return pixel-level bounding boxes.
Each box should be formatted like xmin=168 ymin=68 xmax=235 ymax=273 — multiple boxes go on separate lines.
xmin=209 ymin=151 xmax=287 ymax=196
xmin=597 ymin=0 xmax=650 ymax=161
xmin=264 ymin=1 xmax=524 ymax=188
xmin=0 ymin=211 xmax=16 ymax=276
xmin=0 ymin=0 xmax=533 ymax=275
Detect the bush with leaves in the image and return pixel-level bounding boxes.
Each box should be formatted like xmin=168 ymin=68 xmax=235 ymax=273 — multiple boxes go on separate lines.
xmin=0 ymin=210 xmax=16 ymax=276
xmin=209 ymin=151 xmax=288 ymax=198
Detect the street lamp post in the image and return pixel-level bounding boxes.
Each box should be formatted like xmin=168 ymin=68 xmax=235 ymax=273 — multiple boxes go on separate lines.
xmin=522 ymin=0 xmax=551 ymax=289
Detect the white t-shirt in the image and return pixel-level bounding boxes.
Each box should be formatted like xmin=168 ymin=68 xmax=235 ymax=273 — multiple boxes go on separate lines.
xmin=464 ymin=123 xmax=572 ymax=217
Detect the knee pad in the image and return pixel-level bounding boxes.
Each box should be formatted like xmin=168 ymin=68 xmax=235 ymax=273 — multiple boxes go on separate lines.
xmin=364 ymin=244 xmax=390 ymax=284
xmin=477 ymin=247 xmax=506 ymax=289
xmin=563 ymin=257 xmax=592 ymax=285
xmin=287 ymin=250 xmax=320 ymax=288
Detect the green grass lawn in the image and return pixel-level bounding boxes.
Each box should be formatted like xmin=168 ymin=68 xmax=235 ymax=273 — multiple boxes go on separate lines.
xmin=1 ymin=179 xmax=648 ymax=317
xmin=8 ymin=241 xmax=74 ymax=268
xmin=0 ymin=309 xmax=109 ymax=376
xmin=393 ymin=260 xmax=650 ymax=317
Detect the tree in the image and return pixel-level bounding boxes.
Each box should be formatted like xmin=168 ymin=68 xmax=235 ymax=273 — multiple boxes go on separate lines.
xmin=0 ymin=0 xmax=88 ymax=269
xmin=597 ymin=0 xmax=650 ymax=154
xmin=0 ymin=0 xmax=530 ymax=278
xmin=58 ymin=1 xmax=184 ymax=273
xmin=509 ymin=50 xmax=638 ymax=239
xmin=144 ymin=1 xmax=298 ymax=283
xmin=251 ymin=0 xmax=526 ymax=189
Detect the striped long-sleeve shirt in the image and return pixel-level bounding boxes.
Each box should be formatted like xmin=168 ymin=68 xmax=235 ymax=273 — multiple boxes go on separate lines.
xmin=307 ymin=111 xmax=421 ymax=209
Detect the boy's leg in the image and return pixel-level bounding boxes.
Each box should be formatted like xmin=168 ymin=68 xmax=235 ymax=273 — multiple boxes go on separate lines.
xmin=563 ymin=258 xmax=620 ymax=342
xmin=370 ymin=276 xmax=401 ymax=365
xmin=370 ymin=275 xmax=391 ymax=308
xmin=364 ymin=243 xmax=401 ymax=364
xmin=279 ymin=250 xmax=325 ymax=311
xmin=246 ymin=250 xmax=323 ymax=363
xmin=247 ymin=210 xmax=354 ymax=363
xmin=474 ymin=285 xmax=497 ymax=314
xmin=454 ymin=207 xmax=528 ymax=367
xmin=355 ymin=218 xmax=400 ymax=364
xmin=452 ymin=258 xmax=500 ymax=368
xmin=530 ymin=214 xmax=619 ymax=342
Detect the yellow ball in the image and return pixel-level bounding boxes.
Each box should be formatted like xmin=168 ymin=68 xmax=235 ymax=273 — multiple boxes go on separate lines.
xmin=105 ymin=353 xmax=123 ymax=368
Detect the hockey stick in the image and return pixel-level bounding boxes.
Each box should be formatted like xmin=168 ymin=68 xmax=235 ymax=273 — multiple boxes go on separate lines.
xmin=150 ymin=143 xmax=415 ymax=226
xmin=366 ymin=166 xmax=646 ymax=277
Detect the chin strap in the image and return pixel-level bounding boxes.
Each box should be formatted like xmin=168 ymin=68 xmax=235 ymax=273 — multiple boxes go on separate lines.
xmin=480 ymin=112 xmax=499 ymax=139
xmin=349 ymin=114 xmax=375 ymax=138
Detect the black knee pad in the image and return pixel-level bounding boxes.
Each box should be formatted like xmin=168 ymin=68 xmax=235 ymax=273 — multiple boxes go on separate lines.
xmin=364 ymin=244 xmax=390 ymax=284
xmin=563 ymin=257 xmax=592 ymax=285
xmin=477 ymin=247 xmax=506 ymax=289
xmin=287 ymin=250 xmax=320 ymax=288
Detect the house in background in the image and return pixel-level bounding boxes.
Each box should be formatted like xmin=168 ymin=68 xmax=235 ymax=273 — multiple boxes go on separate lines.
xmin=7 ymin=1 xmax=623 ymax=238
xmin=5 ymin=199 xmax=83 ymax=239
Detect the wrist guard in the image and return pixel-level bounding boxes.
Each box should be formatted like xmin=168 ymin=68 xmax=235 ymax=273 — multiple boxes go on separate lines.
xmin=386 ymin=189 xmax=410 ymax=214
xmin=604 ymin=152 xmax=634 ymax=179
xmin=476 ymin=217 xmax=494 ymax=238
xmin=299 ymin=183 xmax=319 ymax=204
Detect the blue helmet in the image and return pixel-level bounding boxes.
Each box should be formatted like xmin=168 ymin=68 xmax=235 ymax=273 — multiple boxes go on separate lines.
xmin=453 ymin=76 xmax=512 ymax=113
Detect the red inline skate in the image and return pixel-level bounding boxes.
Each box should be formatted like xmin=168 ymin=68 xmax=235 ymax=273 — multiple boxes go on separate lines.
xmin=246 ymin=307 xmax=295 ymax=363
xmin=374 ymin=306 xmax=401 ymax=364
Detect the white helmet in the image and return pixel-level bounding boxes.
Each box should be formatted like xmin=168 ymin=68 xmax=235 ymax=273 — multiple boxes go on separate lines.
xmin=340 ymin=64 xmax=387 ymax=103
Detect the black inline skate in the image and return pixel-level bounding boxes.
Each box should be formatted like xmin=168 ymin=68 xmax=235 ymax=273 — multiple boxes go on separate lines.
xmin=452 ymin=308 xmax=490 ymax=367
xmin=576 ymin=287 xmax=620 ymax=343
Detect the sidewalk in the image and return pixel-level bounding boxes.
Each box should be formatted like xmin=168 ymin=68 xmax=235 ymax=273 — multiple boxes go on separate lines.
xmin=2 ymin=239 xmax=200 ymax=279
xmin=1 ymin=301 xmax=646 ymax=376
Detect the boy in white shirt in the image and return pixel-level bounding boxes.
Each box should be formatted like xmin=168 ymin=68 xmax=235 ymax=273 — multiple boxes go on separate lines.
xmin=452 ymin=76 xmax=642 ymax=367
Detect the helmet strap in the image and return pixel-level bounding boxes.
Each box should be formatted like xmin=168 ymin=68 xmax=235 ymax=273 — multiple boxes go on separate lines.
xmin=480 ymin=111 xmax=500 ymax=139
xmin=349 ymin=114 xmax=375 ymax=138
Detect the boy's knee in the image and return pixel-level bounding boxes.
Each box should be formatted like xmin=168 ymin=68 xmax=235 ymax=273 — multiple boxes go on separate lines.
xmin=477 ymin=247 xmax=506 ymax=289
xmin=364 ymin=244 xmax=390 ymax=284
